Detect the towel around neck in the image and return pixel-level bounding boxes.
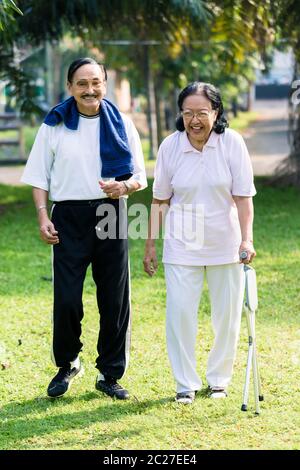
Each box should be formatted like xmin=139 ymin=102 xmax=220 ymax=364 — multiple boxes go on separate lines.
xmin=44 ymin=96 xmax=134 ymax=178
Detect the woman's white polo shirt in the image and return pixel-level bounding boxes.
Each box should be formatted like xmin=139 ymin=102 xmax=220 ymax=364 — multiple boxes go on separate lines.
xmin=153 ymin=128 xmax=256 ymax=266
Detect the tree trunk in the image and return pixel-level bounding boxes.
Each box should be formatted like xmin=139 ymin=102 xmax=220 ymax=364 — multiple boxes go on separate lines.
xmin=270 ymin=61 xmax=300 ymax=187
xmin=143 ymin=45 xmax=158 ymax=160
xmin=154 ymin=77 xmax=163 ymax=146
xmin=52 ymin=46 xmax=62 ymax=104
xmin=290 ymin=61 xmax=300 ymax=186
xmin=246 ymin=80 xmax=255 ymax=111
xmin=170 ymin=87 xmax=178 ymax=130
xmin=289 ymin=107 xmax=300 ymax=186
xmin=45 ymin=42 xmax=55 ymax=106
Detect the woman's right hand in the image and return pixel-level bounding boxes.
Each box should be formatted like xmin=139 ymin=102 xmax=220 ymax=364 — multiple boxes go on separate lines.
xmin=143 ymin=241 xmax=158 ymax=277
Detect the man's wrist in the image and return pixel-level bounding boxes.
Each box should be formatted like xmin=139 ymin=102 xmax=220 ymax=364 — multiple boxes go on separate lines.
xmin=36 ymin=204 xmax=47 ymax=213
xmin=122 ymin=180 xmax=134 ymax=194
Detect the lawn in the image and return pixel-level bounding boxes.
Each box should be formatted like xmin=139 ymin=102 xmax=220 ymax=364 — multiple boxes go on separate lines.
xmin=0 ymin=179 xmax=299 ymax=450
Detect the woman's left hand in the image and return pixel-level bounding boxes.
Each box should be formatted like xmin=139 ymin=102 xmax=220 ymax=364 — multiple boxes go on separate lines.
xmin=239 ymin=240 xmax=256 ymax=264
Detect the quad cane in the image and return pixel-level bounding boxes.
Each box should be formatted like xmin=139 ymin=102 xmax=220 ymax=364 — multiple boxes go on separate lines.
xmin=240 ymin=251 xmax=264 ymax=414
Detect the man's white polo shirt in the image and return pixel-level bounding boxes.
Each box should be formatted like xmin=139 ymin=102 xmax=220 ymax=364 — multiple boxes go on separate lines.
xmin=21 ymin=112 xmax=147 ymax=201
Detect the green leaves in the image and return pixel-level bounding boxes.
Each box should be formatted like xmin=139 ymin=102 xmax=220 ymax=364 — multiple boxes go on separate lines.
xmin=0 ymin=0 xmax=22 ymax=31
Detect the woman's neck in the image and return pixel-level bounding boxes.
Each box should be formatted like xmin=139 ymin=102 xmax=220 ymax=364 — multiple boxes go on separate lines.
xmin=187 ymin=135 xmax=205 ymax=152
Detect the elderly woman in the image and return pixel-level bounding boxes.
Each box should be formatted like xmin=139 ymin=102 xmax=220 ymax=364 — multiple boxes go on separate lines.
xmin=144 ymin=82 xmax=256 ymax=404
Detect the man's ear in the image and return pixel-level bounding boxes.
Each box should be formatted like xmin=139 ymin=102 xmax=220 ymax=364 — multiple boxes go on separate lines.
xmin=67 ymin=81 xmax=72 ymax=94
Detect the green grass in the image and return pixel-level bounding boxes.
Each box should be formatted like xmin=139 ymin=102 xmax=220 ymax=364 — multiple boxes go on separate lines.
xmin=230 ymin=111 xmax=258 ymax=132
xmin=0 ymin=180 xmax=300 ymax=450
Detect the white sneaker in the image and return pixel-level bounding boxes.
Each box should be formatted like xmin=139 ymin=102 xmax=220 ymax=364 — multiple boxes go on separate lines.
xmin=209 ymin=387 xmax=227 ymax=399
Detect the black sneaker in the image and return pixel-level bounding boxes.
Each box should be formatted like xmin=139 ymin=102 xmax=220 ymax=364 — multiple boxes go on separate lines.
xmin=95 ymin=374 xmax=129 ymax=400
xmin=47 ymin=362 xmax=83 ymax=398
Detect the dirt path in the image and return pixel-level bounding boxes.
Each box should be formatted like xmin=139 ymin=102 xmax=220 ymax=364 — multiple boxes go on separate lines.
xmin=242 ymin=99 xmax=290 ymax=176
xmin=0 ymin=165 xmax=24 ymax=186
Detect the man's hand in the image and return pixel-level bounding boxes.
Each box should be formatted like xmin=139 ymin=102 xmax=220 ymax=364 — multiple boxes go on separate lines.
xmin=99 ymin=180 xmax=127 ymax=199
xmin=39 ymin=214 xmax=59 ymax=245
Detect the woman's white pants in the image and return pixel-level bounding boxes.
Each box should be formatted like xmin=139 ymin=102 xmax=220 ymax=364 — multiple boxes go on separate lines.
xmin=164 ymin=263 xmax=245 ymax=393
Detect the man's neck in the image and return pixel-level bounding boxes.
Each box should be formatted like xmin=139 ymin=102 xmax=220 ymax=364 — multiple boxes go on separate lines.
xmin=76 ymin=101 xmax=101 ymax=116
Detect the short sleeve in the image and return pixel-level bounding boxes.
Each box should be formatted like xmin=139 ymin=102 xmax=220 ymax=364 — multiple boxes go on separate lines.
xmin=121 ymin=113 xmax=147 ymax=190
xmin=153 ymin=142 xmax=173 ymax=200
xmin=228 ymin=130 xmax=256 ymax=197
xmin=21 ymin=124 xmax=54 ymax=191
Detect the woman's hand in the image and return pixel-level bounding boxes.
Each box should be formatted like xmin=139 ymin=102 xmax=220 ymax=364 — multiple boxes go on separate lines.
xmin=143 ymin=241 xmax=158 ymax=276
xmin=239 ymin=240 xmax=256 ymax=264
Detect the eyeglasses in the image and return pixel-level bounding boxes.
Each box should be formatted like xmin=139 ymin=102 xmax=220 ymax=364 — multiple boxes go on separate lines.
xmin=181 ymin=110 xmax=214 ymax=121
xmin=73 ymin=80 xmax=105 ymax=90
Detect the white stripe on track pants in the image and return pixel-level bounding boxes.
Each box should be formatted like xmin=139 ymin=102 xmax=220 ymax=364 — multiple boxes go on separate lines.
xmin=164 ymin=263 xmax=245 ymax=393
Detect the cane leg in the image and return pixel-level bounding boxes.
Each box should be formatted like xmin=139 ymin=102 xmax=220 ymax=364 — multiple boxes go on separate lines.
xmin=241 ymin=307 xmax=253 ymax=411
xmin=249 ymin=311 xmax=261 ymax=414
xmin=252 ymin=342 xmax=260 ymax=414
xmin=241 ymin=265 xmax=263 ymax=413
xmin=253 ymin=337 xmax=264 ymax=402
xmin=253 ymin=339 xmax=263 ymax=401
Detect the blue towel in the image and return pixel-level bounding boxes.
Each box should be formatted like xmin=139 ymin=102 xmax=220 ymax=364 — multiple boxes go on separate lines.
xmin=44 ymin=96 xmax=134 ymax=178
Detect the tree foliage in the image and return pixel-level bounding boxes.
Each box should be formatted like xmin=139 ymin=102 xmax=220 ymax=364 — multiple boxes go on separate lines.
xmin=1 ymin=0 xmax=300 ymax=181
xmin=0 ymin=0 xmax=211 ymax=116
xmin=0 ymin=0 xmax=276 ymax=113
xmin=0 ymin=0 xmax=22 ymax=31
xmin=16 ymin=0 xmax=210 ymax=43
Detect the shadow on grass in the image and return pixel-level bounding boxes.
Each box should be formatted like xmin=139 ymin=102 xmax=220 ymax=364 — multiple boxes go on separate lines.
xmin=197 ymin=387 xmax=211 ymax=399
xmin=0 ymin=392 xmax=174 ymax=448
xmin=0 ymin=201 xmax=28 ymax=216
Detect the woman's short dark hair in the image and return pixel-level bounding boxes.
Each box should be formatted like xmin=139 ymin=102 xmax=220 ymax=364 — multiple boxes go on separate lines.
xmin=175 ymin=82 xmax=228 ymax=134
xmin=67 ymin=57 xmax=107 ymax=83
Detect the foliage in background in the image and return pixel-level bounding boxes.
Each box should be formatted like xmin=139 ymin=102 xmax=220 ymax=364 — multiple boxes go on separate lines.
xmin=0 ymin=1 xmax=275 ymax=121
xmin=1 ymin=0 xmax=300 ymax=184
xmin=82 ymin=0 xmax=276 ymax=149
xmin=0 ymin=0 xmax=22 ymax=32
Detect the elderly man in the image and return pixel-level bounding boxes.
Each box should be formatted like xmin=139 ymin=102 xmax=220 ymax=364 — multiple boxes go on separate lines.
xmin=21 ymin=57 xmax=147 ymax=399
